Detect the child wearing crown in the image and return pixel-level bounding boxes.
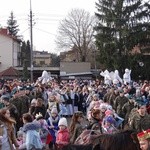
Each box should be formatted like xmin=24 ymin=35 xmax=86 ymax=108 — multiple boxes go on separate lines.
xmin=34 ymin=112 xmax=49 ymax=148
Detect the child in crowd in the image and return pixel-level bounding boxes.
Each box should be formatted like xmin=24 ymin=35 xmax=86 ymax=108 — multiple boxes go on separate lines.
xmin=20 ymin=113 xmax=43 ymax=150
xmin=47 ymin=107 xmax=60 ymax=150
xmin=56 ymin=117 xmax=69 ymax=149
xmin=102 ymin=116 xmax=118 ymax=134
xmin=69 ymin=111 xmax=84 ymax=144
xmin=16 ymin=130 xmax=25 ymax=148
xmin=34 ymin=112 xmax=49 ymax=148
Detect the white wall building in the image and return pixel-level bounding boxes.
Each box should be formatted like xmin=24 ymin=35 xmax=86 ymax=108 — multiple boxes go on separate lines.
xmin=0 ymin=28 xmax=21 ymax=72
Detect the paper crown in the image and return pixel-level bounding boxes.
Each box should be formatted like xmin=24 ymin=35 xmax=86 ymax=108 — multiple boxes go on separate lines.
xmin=137 ymin=129 xmax=150 ymax=141
xmin=35 ymin=112 xmax=43 ymax=120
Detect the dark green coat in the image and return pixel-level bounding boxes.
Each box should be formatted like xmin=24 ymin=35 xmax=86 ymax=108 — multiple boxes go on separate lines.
xmin=130 ymin=113 xmax=150 ymax=133
xmin=114 ymin=96 xmax=128 ymax=117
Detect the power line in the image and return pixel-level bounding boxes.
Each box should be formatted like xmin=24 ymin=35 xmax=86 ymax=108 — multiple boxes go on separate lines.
xmin=19 ymin=28 xmax=30 ymax=34
xmin=33 ymin=27 xmax=56 ymax=36
xmin=34 ymin=13 xmax=65 ymax=17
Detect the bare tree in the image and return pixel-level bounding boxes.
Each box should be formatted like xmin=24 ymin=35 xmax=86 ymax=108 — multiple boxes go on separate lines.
xmin=56 ymin=9 xmax=97 ymax=62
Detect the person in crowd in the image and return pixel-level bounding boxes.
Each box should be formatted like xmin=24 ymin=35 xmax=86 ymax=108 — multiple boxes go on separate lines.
xmin=47 ymin=92 xmax=58 ymax=112
xmin=16 ymin=130 xmax=24 ymax=148
xmin=2 ymin=96 xmax=19 ymax=121
xmin=18 ymin=90 xmax=30 ymax=115
xmin=28 ymin=98 xmax=37 ymax=115
xmin=59 ymin=91 xmax=68 ymax=117
xmin=34 ymin=86 xmax=43 ymax=100
xmin=102 ymin=115 xmax=117 ymax=134
xmin=103 ymin=88 xmax=112 ymax=103
xmin=56 ymin=117 xmax=69 ymax=149
xmin=61 ymin=85 xmax=73 ymax=117
xmin=79 ymin=86 xmax=89 ymax=115
xmin=1 ymin=85 xmax=11 ymax=98
xmin=86 ymin=109 xmax=103 ymax=133
xmin=0 ymin=95 xmax=5 ymax=109
xmin=129 ymin=103 xmax=150 ymax=133
xmin=137 ymin=128 xmax=150 ymax=150
xmin=32 ymin=98 xmax=46 ymax=119
xmin=105 ymin=88 xmax=115 ymax=105
xmin=2 ymin=96 xmax=21 ymax=131
xmin=47 ymin=107 xmax=60 ymax=150
xmin=34 ymin=112 xmax=49 ymax=148
xmin=0 ymin=107 xmax=19 ymax=150
xmin=73 ymin=86 xmax=80 ymax=113
xmin=114 ymin=90 xmax=129 ymax=118
xmin=122 ymin=95 xmax=135 ymax=127
xmin=20 ymin=113 xmax=43 ymax=150
xmin=69 ymin=111 xmax=84 ymax=144
xmin=97 ymin=85 xmax=104 ymax=100
xmin=108 ymin=88 xmax=119 ymax=108
xmin=99 ymin=103 xmax=107 ymax=121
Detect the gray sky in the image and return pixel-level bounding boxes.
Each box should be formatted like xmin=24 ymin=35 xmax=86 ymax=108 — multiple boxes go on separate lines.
xmin=0 ymin=0 xmax=96 ymax=54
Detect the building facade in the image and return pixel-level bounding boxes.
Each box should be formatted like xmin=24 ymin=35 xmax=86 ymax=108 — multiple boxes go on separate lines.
xmin=0 ymin=28 xmax=21 ymax=72
xmin=33 ymin=50 xmax=52 ymax=67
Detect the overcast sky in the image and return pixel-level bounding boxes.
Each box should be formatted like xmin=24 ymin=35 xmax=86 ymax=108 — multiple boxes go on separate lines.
xmin=0 ymin=0 xmax=96 ymax=54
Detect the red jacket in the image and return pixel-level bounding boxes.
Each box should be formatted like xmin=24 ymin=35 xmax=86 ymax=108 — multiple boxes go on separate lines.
xmin=56 ymin=128 xmax=69 ymax=148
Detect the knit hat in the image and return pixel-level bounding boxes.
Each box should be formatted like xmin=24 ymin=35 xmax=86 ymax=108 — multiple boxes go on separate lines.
xmin=105 ymin=110 xmax=114 ymax=116
xmin=105 ymin=116 xmax=115 ymax=124
xmin=51 ymin=107 xmax=58 ymax=114
xmin=58 ymin=117 xmax=68 ymax=127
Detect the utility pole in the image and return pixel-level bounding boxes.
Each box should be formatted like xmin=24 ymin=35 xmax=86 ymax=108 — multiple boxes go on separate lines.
xmin=30 ymin=0 xmax=33 ymax=82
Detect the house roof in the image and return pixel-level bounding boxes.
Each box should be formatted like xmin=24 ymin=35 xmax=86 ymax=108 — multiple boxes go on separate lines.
xmin=0 ymin=67 xmax=20 ymax=78
xmin=0 ymin=28 xmax=21 ymax=42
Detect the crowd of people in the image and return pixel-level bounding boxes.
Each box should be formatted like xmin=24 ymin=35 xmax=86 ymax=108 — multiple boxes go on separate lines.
xmin=0 ymin=77 xmax=150 ymax=150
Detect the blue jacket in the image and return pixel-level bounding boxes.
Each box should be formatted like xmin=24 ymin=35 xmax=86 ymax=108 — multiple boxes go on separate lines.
xmin=23 ymin=122 xmax=43 ymax=150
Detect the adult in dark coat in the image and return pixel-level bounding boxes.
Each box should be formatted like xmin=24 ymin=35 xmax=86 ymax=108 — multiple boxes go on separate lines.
xmin=130 ymin=104 xmax=150 ymax=133
xmin=32 ymin=98 xmax=46 ymax=118
xmin=122 ymin=96 xmax=135 ymax=126
xmin=114 ymin=90 xmax=129 ymax=118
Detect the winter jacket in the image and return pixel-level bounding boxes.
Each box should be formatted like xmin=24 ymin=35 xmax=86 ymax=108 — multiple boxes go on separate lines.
xmin=22 ymin=122 xmax=43 ymax=150
xmin=130 ymin=113 xmax=150 ymax=133
xmin=34 ymin=119 xmax=49 ymax=144
xmin=56 ymin=128 xmax=69 ymax=149
xmin=122 ymin=101 xmax=134 ymax=123
xmin=114 ymin=95 xmax=128 ymax=117
xmin=0 ymin=120 xmax=19 ymax=150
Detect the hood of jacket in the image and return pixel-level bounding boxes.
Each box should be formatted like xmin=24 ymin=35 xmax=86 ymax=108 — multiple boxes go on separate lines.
xmin=23 ymin=122 xmax=40 ymax=132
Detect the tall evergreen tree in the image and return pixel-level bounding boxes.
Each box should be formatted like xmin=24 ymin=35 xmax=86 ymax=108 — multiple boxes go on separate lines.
xmin=50 ymin=53 xmax=60 ymax=67
xmin=95 ymin=0 xmax=150 ymax=73
xmin=7 ymin=11 xmax=19 ymax=37
xmin=21 ymin=40 xmax=31 ymax=67
xmin=21 ymin=40 xmax=31 ymax=80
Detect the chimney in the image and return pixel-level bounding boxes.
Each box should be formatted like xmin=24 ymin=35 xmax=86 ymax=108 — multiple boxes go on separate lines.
xmin=0 ymin=28 xmax=8 ymax=35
